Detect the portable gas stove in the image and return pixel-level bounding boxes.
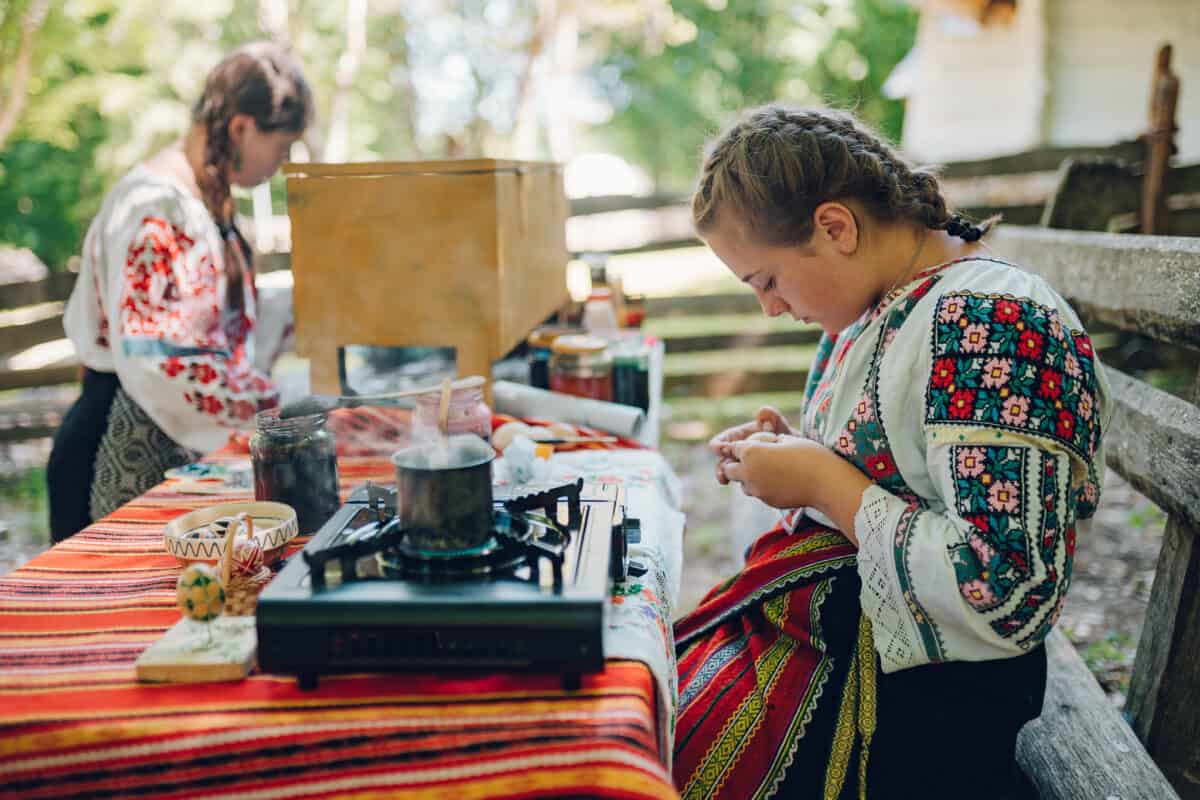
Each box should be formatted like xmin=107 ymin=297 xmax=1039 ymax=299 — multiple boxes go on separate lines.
xmin=256 ymin=479 xmax=645 ymax=690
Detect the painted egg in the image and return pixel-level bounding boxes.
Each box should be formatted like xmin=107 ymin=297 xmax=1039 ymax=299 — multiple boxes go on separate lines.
xmin=176 ymin=562 xmax=225 ymax=622
xmin=547 ymin=422 xmax=576 ymax=438
xmin=492 ymin=421 xmax=532 ymax=452
xmin=232 ymin=536 xmax=264 ymax=576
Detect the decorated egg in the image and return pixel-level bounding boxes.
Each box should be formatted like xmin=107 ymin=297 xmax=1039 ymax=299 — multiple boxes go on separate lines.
xmin=492 ymin=420 xmax=532 ymax=452
xmin=547 ymin=422 xmax=576 ymax=439
xmin=176 ymin=562 xmax=225 ymax=622
xmin=231 ymin=535 xmax=264 ymax=576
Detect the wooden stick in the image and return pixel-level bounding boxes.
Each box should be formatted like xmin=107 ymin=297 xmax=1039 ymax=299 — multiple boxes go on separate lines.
xmin=438 ymin=377 xmax=452 ymax=435
xmin=1142 ymin=43 xmax=1179 ymax=235
xmin=221 ymin=515 xmax=240 ymax=588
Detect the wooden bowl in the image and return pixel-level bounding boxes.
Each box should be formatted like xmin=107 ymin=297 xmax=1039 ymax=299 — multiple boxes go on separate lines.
xmin=164 ymin=501 xmax=298 ymax=566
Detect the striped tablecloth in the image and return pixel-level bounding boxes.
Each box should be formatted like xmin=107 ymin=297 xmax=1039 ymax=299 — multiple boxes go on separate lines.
xmin=0 ymin=414 xmax=679 ymax=799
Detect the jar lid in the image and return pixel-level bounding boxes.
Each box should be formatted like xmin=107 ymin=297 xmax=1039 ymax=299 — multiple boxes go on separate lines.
xmin=527 ymin=326 xmax=574 ymax=349
xmin=551 ymin=334 xmax=609 ymax=354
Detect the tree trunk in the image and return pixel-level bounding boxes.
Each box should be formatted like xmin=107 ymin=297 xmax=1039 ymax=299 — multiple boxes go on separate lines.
xmin=0 ymin=0 xmax=50 ymax=151
xmin=323 ymin=0 xmax=368 ymax=163
xmin=511 ymin=0 xmax=561 ymax=159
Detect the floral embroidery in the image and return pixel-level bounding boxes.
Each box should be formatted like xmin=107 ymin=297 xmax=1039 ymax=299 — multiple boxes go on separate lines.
xmin=831 ymin=271 xmax=955 ymax=507
xmin=948 ymin=445 xmax=1031 ymax=614
xmin=123 ymin=215 xmax=278 ymax=425
xmin=1004 ymin=454 xmax=1073 ymax=646
xmin=802 ymin=333 xmax=837 ymax=438
xmin=925 ymin=292 xmax=1101 ymax=465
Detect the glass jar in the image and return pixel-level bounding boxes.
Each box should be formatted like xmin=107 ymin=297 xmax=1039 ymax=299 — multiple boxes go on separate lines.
xmin=412 ymin=378 xmax=492 ymax=444
xmin=550 ymin=334 xmax=613 ymax=401
xmin=527 ymin=327 xmax=570 ymax=390
xmin=582 ymin=288 xmax=619 ymax=334
xmin=251 ymin=408 xmax=340 ymax=534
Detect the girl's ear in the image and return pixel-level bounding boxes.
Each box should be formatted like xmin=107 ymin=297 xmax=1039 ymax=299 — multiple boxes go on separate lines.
xmin=812 ymin=202 xmax=860 ymax=256
xmin=227 ymin=113 xmax=253 ymax=146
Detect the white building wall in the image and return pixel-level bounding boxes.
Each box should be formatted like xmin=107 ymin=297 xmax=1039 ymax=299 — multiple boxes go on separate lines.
xmin=902 ymin=0 xmax=1046 ymax=162
xmin=901 ymin=0 xmax=1200 ymax=163
xmin=1045 ymin=0 xmax=1200 ymax=162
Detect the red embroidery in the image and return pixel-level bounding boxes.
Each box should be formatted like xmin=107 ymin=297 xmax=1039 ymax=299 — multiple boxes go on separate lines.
xmin=124 ymin=215 xmax=277 ymax=424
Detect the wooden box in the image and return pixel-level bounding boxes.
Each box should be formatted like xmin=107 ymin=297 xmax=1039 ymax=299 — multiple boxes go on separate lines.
xmin=283 ymin=159 xmax=569 ymax=395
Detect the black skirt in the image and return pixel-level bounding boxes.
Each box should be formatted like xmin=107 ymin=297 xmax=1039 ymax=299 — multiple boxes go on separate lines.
xmin=46 ymin=368 xmax=119 ymax=542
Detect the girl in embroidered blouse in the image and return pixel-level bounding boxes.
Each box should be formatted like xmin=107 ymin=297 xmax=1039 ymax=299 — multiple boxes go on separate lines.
xmin=47 ymin=43 xmax=314 ymax=541
xmin=673 ymin=105 xmax=1109 ymax=799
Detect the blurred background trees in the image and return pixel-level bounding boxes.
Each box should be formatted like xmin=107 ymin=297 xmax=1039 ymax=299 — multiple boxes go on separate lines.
xmin=0 ymin=0 xmax=916 ymax=272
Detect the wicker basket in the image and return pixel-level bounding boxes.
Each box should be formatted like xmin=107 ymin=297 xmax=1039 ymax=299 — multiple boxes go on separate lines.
xmin=225 ymin=567 xmax=273 ymax=617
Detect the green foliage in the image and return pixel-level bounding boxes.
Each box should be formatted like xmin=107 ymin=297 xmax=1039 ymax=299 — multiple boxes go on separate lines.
xmin=0 ymin=0 xmax=919 ymax=270
xmin=0 ymin=465 xmax=49 ymax=550
xmin=0 ymin=110 xmax=107 ymax=269
xmin=587 ymin=0 xmax=918 ymax=189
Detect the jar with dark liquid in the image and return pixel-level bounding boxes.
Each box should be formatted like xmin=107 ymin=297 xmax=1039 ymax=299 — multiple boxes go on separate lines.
xmin=251 ymin=408 xmax=340 ymax=534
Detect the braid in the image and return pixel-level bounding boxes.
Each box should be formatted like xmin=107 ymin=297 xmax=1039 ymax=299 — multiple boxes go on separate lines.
xmin=196 ymin=97 xmax=236 ymax=231
xmin=190 ymin=42 xmax=314 ymax=308
xmin=693 ymin=103 xmax=995 ymax=244
xmin=193 ymin=91 xmax=244 ymax=307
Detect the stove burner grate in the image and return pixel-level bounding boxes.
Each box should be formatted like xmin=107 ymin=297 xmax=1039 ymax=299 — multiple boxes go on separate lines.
xmin=301 ymin=479 xmax=584 ymax=589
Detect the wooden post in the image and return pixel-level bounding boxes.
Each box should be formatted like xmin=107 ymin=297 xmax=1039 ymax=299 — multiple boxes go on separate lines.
xmin=1141 ymin=44 xmax=1179 ymax=235
xmin=1127 ymin=366 xmax=1200 ymax=799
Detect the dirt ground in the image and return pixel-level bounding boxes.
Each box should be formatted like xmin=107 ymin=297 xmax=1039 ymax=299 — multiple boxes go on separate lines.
xmin=658 ymin=422 xmax=1165 ymax=707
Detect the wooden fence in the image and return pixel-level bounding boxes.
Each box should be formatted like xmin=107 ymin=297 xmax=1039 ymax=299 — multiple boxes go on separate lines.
xmin=3 ymin=144 xmax=1199 ymax=437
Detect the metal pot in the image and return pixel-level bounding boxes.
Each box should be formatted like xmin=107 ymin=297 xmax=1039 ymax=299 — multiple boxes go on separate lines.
xmin=391 ymin=435 xmax=495 ymax=551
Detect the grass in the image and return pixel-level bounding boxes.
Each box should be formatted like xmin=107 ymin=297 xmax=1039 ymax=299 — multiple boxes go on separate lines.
xmin=1077 ymin=631 xmax=1137 ymax=697
xmin=0 ymin=464 xmax=50 ymax=572
xmin=1128 ymin=503 xmax=1166 ymax=531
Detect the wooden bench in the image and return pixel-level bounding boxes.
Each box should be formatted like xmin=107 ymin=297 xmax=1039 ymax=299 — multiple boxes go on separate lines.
xmin=990 ymin=226 xmax=1200 ymax=800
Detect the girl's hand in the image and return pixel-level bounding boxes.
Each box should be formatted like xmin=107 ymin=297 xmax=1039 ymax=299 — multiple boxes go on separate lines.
xmin=723 ymin=434 xmax=872 ymax=545
xmin=723 ymin=434 xmax=831 ymax=508
xmin=709 ymin=406 xmax=792 ymax=484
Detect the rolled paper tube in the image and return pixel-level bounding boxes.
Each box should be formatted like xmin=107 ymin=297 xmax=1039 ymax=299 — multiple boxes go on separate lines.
xmin=492 ymin=381 xmax=645 ymax=439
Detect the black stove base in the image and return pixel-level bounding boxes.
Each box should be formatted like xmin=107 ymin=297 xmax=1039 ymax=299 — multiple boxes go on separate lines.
xmin=260 ymin=623 xmax=602 ymax=691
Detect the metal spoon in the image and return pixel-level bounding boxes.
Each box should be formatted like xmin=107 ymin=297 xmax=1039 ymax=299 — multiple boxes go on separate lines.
xmin=278 ymin=375 xmax=486 ymax=419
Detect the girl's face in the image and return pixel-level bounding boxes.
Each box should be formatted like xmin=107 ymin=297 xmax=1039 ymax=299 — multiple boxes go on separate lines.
xmin=229 ymin=114 xmax=303 ymax=188
xmin=702 ymin=204 xmax=880 ymax=336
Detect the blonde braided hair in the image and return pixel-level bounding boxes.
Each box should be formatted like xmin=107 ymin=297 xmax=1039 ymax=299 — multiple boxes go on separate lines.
xmin=693 ymin=104 xmax=990 ymax=245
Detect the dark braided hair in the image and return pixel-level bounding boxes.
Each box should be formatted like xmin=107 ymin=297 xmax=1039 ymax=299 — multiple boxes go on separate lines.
xmin=192 ymin=42 xmax=313 ymax=303
xmin=692 ymin=104 xmax=992 ymax=245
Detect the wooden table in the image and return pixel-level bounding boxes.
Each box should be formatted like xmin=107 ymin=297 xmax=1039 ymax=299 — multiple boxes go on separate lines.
xmin=0 ymin=418 xmax=679 ymax=799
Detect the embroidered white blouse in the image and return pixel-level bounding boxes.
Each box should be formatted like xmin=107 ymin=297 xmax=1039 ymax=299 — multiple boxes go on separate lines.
xmin=799 ymin=256 xmax=1111 ymax=674
xmin=63 ymin=165 xmax=279 ymax=453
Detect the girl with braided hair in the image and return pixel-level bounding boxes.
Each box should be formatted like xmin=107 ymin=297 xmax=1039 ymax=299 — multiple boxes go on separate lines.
xmin=48 ymin=43 xmax=313 ymax=541
xmin=674 ymin=104 xmax=1110 ymax=799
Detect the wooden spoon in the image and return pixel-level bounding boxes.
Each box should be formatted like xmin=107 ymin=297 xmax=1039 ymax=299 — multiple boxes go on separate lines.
xmin=279 ymin=375 xmax=486 ymax=419
xmin=437 ymin=377 xmax=452 ymax=436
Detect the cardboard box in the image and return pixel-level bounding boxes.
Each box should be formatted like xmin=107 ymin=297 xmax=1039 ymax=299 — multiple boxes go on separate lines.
xmin=283 ymin=159 xmax=569 ymax=396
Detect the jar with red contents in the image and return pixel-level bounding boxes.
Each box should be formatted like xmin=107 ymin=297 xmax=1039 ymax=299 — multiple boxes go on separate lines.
xmin=550 ymin=334 xmax=613 ymax=402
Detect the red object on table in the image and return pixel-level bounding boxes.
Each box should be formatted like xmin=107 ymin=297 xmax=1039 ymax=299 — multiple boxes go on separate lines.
xmin=549 ymin=371 xmax=615 ymax=402
xmin=0 ymin=416 xmax=677 ymax=799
